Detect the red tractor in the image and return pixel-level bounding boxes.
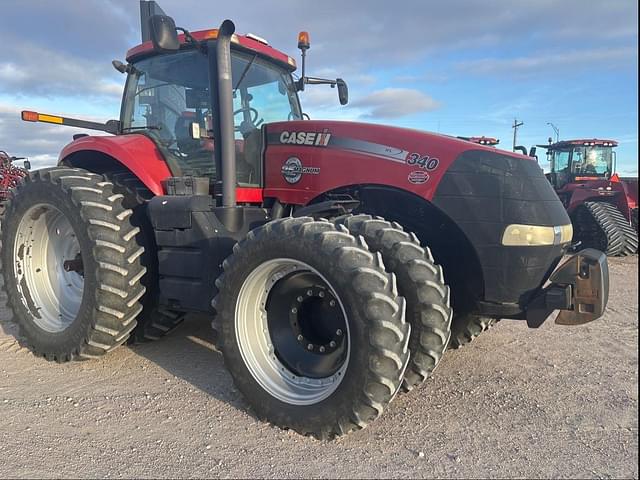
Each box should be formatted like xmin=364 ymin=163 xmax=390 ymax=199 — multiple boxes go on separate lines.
xmin=542 ymin=138 xmax=638 ymax=256
xmin=0 ymin=7 xmax=609 ymax=439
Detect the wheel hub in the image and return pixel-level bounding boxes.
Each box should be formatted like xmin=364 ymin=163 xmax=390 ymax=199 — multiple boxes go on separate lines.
xmin=266 ymin=271 xmax=348 ymax=379
xmin=13 ymin=204 xmax=84 ymax=332
xmin=234 ymin=259 xmax=350 ymax=405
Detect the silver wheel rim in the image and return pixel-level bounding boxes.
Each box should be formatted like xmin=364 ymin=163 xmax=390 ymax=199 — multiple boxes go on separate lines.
xmin=235 ymin=259 xmax=350 ymax=405
xmin=14 ymin=204 xmax=84 ymax=333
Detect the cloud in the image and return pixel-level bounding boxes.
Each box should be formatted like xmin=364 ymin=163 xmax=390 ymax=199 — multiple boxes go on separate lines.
xmin=352 ymin=88 xmax=441 ymax=118
xmin=0 ymin=0 xmax=637 ymax=101
xmin=152 ymin=0 xmax=637 ymax=75
xmin=458 ymin=47 xmax=638 ymax=77
xmin=0 ymin=41 xmax=124 ymax=99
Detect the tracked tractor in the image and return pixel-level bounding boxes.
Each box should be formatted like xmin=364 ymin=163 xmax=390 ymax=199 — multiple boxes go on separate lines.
xmin=0 ymin=7 xmax=609 ymax=439
xmin=541 ymin=139 xmax=638 ymax=256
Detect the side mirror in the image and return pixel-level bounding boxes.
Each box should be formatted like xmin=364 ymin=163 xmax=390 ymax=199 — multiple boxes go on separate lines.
xmin=23 ymin=160 xmax=31 ymax=170
xmin=529 ymin=146 xmax=537 ymax=159
xmin=336 ymin=78 xmax=348 ymax=105
xmin=112 ymin=60 xmax=127 ymax=74
xmin=149 ymin=15 xmax=179 ymax=52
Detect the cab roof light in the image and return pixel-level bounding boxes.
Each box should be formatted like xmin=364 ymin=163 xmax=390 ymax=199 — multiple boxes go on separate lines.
xmin=298 ymin=31 xmax=310 ymax=50
xmin=246 ymin=33 xmax=269 ymax=45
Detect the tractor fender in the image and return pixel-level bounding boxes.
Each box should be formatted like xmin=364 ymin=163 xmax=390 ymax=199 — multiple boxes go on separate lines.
xmin=59 ymin=134 xmax=173 ymax=196
xmin=566 ymin=186 xmax=620 ymax=215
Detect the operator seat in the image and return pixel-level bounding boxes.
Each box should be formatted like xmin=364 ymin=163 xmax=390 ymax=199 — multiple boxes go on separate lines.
xmin=235 ymin=121 xmax=261 ymax=185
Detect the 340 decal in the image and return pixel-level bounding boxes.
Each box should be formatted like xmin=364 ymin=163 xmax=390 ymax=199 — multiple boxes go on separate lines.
xmin=405 ymin=153 xmax=439 ymax=171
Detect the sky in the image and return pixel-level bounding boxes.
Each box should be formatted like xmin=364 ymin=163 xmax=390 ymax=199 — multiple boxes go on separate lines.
xmin=0 ymin=0 xmax=637 ymax=174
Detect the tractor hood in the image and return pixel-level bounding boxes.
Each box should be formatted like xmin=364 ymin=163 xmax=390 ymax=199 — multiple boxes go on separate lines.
xmin=263 ymin=120 xmax=529 ymax=204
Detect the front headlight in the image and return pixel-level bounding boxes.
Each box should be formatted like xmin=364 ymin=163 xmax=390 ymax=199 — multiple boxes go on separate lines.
xmin=502 ymin=223 xmax=573 ymax=246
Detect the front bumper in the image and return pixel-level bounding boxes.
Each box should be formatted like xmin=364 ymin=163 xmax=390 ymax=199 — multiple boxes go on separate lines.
xmin=525 ymin=248 xmax=609 ymax=328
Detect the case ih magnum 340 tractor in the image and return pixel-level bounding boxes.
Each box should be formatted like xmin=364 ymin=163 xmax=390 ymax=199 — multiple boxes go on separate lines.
xmin=0 ymin=9 xmax=609 ymax=439
xmin=542 ymin=139 xmax=638 ymax=256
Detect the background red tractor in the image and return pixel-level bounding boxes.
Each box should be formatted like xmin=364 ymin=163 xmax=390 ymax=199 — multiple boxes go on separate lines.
xmin=542 ymin=138 xmax=638 ymax=256
xmin=0 ymin=2 xmax=609 ymax=439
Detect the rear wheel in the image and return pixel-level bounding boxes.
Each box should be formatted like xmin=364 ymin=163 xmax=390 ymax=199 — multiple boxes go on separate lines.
xmin=334 ymin=214 xmax=452 ymax=392
xmin=213 ymin=217 xmax=410 ymax=439
xmin=0 ymin=167 xmax=146 ymax=361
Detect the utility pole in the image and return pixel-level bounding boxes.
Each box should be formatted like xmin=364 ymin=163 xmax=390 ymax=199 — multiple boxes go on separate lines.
xmin=512 ymin=119 xmax=524 ymax=152
xmin=547 ymin=122 xmax=559 ymax=143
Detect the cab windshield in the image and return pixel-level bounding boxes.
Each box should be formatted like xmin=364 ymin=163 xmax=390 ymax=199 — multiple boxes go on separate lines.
xmin=570 ymin=146 xmax=613 ymax=176
xmin=120 ymin=47 xmax=301 ymax=186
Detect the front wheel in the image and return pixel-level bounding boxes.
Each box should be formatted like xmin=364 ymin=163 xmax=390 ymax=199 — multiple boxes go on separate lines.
xmin=449 ymin=313 xmax=497 ymax=349
xmin=213 ymin=217 xmax=410 ymax=439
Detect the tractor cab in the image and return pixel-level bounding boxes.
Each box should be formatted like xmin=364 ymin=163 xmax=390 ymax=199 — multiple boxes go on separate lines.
xmin=119 ymin=25 xmax=311 ymax=193
xmin=543 ymin=139 xmax=617 ymax=189
xmin=121 ymin=37 xmax=303 ymax=187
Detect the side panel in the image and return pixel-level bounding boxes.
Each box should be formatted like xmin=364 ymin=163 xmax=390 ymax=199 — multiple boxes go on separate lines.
xmin=59 ymin=134 xmax=172 ymax=195
xmin=262 ymin=121 xmax=511 ymax=205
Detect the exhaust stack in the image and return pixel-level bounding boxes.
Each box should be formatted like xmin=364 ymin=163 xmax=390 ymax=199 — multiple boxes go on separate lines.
xmin=216 ymin=20 xmax=237 ymax=208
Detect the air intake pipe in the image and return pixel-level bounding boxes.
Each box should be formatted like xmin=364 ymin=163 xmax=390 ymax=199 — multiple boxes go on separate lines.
xmin=216 ymin=20 xmax=236 ymax=208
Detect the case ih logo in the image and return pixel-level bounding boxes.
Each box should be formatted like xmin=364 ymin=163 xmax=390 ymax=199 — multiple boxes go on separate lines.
xmin=281 ymin=157 xmax=320 ymax=184
xmin=408 ymin=170 xmax=429 ymax=184
xmin=279 ymin=130 xmax=332 ymax=147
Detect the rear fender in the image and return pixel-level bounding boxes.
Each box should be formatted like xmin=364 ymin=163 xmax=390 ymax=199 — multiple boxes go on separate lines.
xmin=59 ymin=134 xmax=173 ymax=196
xmin=566 ymin=188 xmax=619 ymax=214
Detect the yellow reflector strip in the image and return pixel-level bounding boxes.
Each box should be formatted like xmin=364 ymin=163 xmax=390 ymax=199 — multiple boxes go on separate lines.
xmin=38 ymin=114 xmax=63 ymax=124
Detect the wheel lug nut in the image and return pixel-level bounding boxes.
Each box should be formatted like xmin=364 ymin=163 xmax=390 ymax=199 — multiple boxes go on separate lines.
xmin=329 ymin=300 xmax=336 ymax=307
xmin=291 ymin=307 xmax=297 ymax=314
xmin=318 ymin=291 xmax=325 ymax=298
xmin=307 ymin=343 xmax=314 ymax=351
xmin=319 ymin=346 xmax=325 ymax=353
xmin=336 ymin=329 xmax=343 ymax=336
xmin=307 ymin=289 xmax=313 ymax=296
xmin=297 ymin=296 xmax=303 ymax=302
xmin=297 ymin=334 xmax=304 ymax=341
xmin=329 ymin=341 xmax=336 ymax=348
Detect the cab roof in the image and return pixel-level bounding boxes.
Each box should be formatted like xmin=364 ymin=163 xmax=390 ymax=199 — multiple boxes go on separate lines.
xmin=126 ymin=28 xmax=297 ymax=71
xmin=544 ymin=139 xmax=618 ymax=149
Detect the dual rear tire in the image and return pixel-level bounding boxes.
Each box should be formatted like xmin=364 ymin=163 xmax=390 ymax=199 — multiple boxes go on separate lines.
xmin=213 ymin=215 xmax=454 ymax=438
xmin=213 ymin=217 xmax=412 ymax=438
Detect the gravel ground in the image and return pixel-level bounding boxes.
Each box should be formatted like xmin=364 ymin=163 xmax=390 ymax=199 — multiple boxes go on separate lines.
xmin=0 ymin=256 xmax=637 ymax=479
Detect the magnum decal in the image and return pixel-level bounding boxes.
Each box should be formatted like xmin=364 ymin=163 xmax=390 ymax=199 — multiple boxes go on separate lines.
xmin=281 ymin=157 xmax=320 ymax=184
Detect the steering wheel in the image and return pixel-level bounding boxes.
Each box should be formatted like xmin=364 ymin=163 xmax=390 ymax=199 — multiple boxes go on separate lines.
xmin=233 ymin=107 xmax=262 ymax=131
